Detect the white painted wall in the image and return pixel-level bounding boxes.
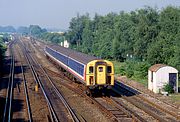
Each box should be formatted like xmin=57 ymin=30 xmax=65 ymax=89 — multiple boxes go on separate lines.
xmin=148 ymin=66 xmax=178 ymax=93
xmin=63 ymin=40 xmax=69 ymax=48
xmin=148 ymin=70 xmax=153 ymax=90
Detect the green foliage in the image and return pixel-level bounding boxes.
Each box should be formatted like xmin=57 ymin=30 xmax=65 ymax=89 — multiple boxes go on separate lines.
xmin=117 ymin=60 xmax=150 ymax=79
xmin=29 ymin=25 xmax=47 ymax=37
xmin=0 ymin=37 xmax=7 ymax=69
xmin=163 ymin=84 xmax=174 ymax=93
xmin=40 ymin=32 xmax=64 ymax=44
xmin=17 ymin=26 xmax=29 ymax=35
xmin=16 ymin=25 xmax=65 ymax=44
xmin=169 ymin=94 xmax=180 ymax=102
xmin=0 ymin=26 xmax=16 ymax=33
xmin=66 ymin=6 xmax=180 ymax=77
xmin=133 ymin=61 xmax=151 ymax=79
xmin=113 ymin=61 xmax=125 ymax=75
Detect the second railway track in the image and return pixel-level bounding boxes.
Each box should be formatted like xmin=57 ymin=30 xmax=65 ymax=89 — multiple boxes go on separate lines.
xmin=113 ymin=81 xmax=179 ymax=122
xmin=3 ymin=39 xmax=33 ymax=122
xmin=19 ymin=38 xmax=80 ymax=122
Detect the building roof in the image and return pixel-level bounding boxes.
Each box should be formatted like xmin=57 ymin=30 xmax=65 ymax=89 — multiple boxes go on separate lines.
xmin=149 ymin=64 xmax=167 ymax=72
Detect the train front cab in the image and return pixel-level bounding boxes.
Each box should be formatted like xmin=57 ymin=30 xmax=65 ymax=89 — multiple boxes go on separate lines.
xmin=86 ymin=60 xmax=114 ymax=89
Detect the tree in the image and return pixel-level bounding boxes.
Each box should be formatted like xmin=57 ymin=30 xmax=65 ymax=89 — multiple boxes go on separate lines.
xmin=68 ymin=13 xmax=90 ymax=50
xmin=29 ymin=25 xmax=47 ymax=37
xmin=0 ymin=37 xmax=7 ymax=72
xmin=17 ymin=26 xmax=29 ymax=35
xmin=113 ymin=12 xmax=134 ymax=61
xmin=133 ymin=7 xmax=159 ymax=61
xmin=0 ymin=26 xmax=16 ymax=33
xmin=66 ymin=6 xmax=179 ymax=67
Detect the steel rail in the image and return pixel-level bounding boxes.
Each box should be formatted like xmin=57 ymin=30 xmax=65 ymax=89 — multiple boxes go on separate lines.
xmin=18 ymin=49 xmax=33 ymax=122
xmin=109 ymin=96 xmax=148 ymax=122
xmin=19 ymin=41 xmax=59 ymax=122
xmin=114 ymin=81 xmax=177 ymax=122
xmin=21 ymin=37 xmax=80 ymax=122
xmin=3 ymin=41 xmax=15 ymax=122
xmin=114 ymin=81 xmax=179 ymax=119
xmin=28 ymin=47 xmax=80 ymax=122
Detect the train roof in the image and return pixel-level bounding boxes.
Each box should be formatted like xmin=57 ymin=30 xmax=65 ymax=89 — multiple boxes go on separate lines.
xmin=46 ymin=44 xmax=100 ymax=64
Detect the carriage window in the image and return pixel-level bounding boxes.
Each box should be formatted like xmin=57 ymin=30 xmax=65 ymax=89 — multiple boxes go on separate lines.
xmin=107 ymin=66 xmax=112 ymax=73
xmin=89 ymin=66 xmax=93 ymax=73
xmin=99 ymin=67 xmax=103 ymax=72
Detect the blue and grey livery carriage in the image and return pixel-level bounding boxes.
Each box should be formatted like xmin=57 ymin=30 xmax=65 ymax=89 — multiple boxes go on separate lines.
xmin=44 ymin=45 xmax=114 ymax=90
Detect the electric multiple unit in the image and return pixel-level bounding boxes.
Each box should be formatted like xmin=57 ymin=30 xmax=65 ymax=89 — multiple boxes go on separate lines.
xmin=44 ymin=45 xmax=114 ymax=89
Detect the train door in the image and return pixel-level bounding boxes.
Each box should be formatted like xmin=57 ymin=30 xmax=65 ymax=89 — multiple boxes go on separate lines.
xmin=96 ymin=65 xmax=106 ymax=85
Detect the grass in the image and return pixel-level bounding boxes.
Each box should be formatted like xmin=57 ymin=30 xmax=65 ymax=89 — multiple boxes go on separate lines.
xmin=112 ymin=60 xmax=148 ymax=86
xmin=169 ymin=93 xmax=180 ymax=103
xmin=112 ymin=61 xmax=122 ymax=74
xmin=131 ymin=77 xmax=148 ymax=87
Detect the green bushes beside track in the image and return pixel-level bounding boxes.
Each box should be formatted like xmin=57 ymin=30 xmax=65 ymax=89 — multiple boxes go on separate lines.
xmin=113 ymin=61 xmax=150 ymax=86
xmin=0 ymin=37 xmax=7 ymax=73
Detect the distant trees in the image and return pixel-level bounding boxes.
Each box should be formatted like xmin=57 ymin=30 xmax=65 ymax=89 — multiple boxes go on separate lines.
xmin=17 ymin=26 xmax=29 ymax=35
xmin=0 ymin=26 xmax=16 ymax=33
xmin=29 ymin=25 xmax=47 ymax=37
xmin=0 ymin=37 xmax=7 ymax=73
xmin=66 ymin=6 xmax=180 ymax=74
xmin=40 ymin=32 xmax=64 ymax=44
xmin=17 ymin=25 xmax=65 ymax=44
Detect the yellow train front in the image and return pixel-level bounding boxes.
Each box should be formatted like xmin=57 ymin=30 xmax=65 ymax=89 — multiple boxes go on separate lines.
xmin=44 ymin=45 xmax=114 ymax=93
xmin=86 ymin=60 xmax=114 ymax=89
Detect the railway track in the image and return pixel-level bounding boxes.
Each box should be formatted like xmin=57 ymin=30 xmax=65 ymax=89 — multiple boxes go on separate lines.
xmin=43 ymin=68 xmax=148 ymax=122
xmin=20 ymin=41 xmax=59 ymax=122
xmin=3 ymin=42 xmax=15 ymax=122
xmin=19 ymin=39 xmax=80 ymax=122
xmin=16 ymin=45 xmax=34 ymax=122
xmin=94 ymin=96 xmax=146 ymax=122
xmin=113 ymin=81 xmax=179 ymax=122
xmin=3 ymin=40 xmax=33 ymax=122
xmin=117 ymin=81 xmax=180 ymax=120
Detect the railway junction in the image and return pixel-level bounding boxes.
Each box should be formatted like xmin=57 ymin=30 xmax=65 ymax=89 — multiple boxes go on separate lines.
xmin=0 ymin=35 xmax=179 ymax=122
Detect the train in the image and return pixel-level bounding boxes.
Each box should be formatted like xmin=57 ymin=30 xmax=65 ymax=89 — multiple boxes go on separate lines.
xmin=44 ymin=44 xmax=114 ymax=93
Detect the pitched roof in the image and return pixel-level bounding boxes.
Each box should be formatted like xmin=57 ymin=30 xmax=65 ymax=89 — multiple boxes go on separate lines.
xmin=149 ymin=64 xmax=167 ymax=72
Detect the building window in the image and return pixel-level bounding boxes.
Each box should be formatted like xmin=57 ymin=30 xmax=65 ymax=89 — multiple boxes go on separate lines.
xmin=89 ymin=66 xmax=93 ymax=73
xmin=151 ymin=71 xmax=153 ymax=82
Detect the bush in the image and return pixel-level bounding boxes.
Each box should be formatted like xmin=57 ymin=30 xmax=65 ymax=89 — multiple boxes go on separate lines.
xmin=134 ymin=62 xmax=151 ymax=79
xmin=126 ymin=69 xmax=134 ymax=77
xmin=163 ymin=84 xmax=174 ymax=93
xmin=119 ymin=66 xmax=126 ymax=76
xmin=124 ymin=61 xmax=134 ymax=78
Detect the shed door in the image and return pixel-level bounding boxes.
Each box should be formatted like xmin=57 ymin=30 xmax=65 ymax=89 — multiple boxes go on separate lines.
xmin=169 ymin=73 xmax=177 ymax=87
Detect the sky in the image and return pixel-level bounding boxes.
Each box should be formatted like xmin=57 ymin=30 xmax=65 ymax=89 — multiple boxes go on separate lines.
xmin=0 ymin=0 xmax=179 ymax=29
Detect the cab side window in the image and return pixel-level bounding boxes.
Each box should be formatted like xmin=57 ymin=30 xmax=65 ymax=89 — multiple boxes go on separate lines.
xmin=107 ymin=66 xmax=112 ymax=73
xmin=89 ymin=66 xmax=93 ymax=73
